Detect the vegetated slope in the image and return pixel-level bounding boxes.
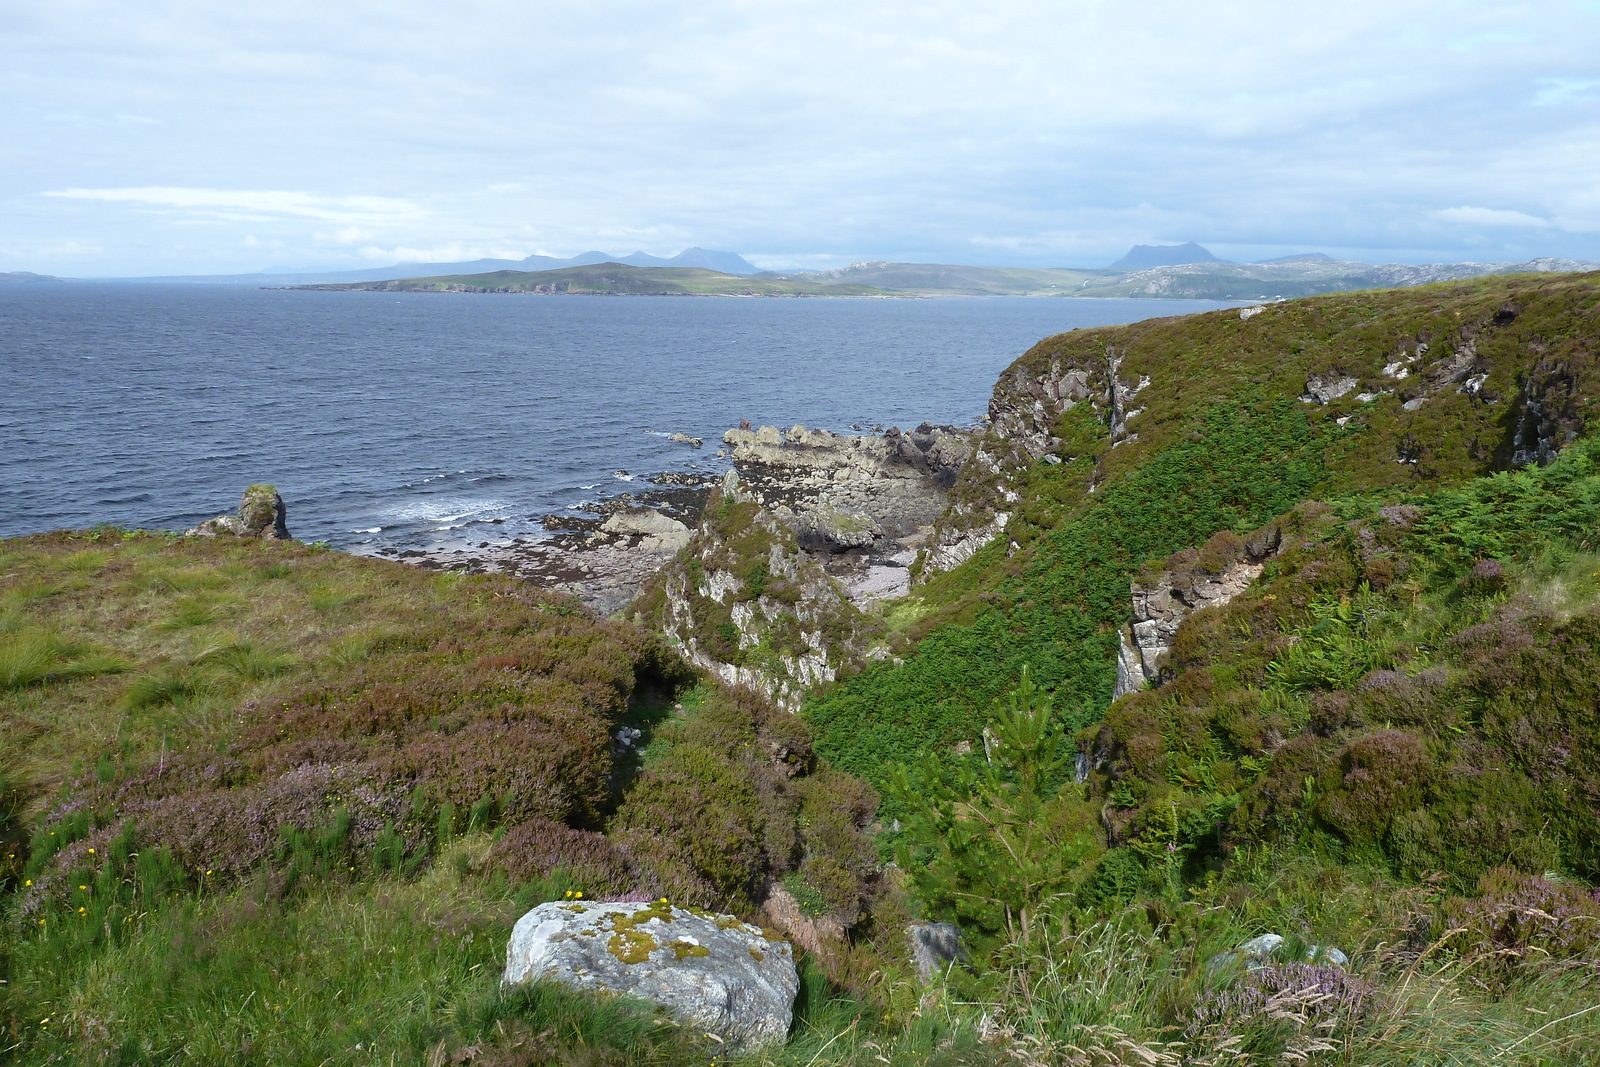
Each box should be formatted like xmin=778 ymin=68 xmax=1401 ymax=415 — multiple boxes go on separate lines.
xmin=1074 ymin=257 xmax=1598 ymax=300
xmin=808 ymin=272 xmax=1600 ymax=804
xmin=0 ymin=532 xmax=883 ymax=1064
xmin=300 ymin=263 xmax=894 ymax=297
xmin=797 ymin=273 xmax=1600 ymax=1063
xmin=1088 ymin=436 xmax=1600 ymax=890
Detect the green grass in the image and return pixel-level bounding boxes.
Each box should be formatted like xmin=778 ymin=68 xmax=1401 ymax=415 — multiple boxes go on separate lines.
xmin=807 ymin=399 xmax=1332 ymax=809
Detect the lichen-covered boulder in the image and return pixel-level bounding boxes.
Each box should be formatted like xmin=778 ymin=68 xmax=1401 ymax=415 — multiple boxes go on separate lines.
xmin=1205 ymin=933 xmax=1350 ymax=976
xmin=502 ymin=899 xmax=798 ymax=1050
xmin=186 ymin=483 xmax=291 ymax=540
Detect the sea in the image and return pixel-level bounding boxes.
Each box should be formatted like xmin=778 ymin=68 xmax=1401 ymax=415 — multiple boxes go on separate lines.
xmin=0 ymin=285 xmax=1241 ymax=554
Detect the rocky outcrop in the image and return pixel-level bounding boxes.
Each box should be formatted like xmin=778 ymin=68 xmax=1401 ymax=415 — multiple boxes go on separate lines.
xmin=724 ymin=423 xmax=971 ymax=544
xmin=633 ymin=472 xmax=875 ymax=711
xmin=1115 ymin=525 xmax=1286 ymax=698
xmin=1507 ymin=354 xmax=1586 ymax=467
xmin=185 ymin=484 xmax=291 ymax=540
xmin=601 ymin=506 xmax=692 ymax=553
xmin=502 ymin=899 xmax=797 ymax=1050
xmin=762 ymin=878 xmax=847 ymax=959
xmin=1299 ymin=375 xmax=1358 ymax=405
xmin=986 ymin=345 xmax=1144 ymax=464
xmin=918 ymin=347 xmax=1139 ymax=580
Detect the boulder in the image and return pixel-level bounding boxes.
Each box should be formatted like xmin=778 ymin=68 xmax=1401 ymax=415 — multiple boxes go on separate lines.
xmin=789 ymin=507 xmax=882 ymax=554
xmin=1206 ymin=933 xmax=1349 ymax=975
xmin=1300 ymin=375 xmax=1359 ymax=405
xmin=907 ymin=921 xmax=964 ymax=983
xmin=502 ymin=899 xmax=797 ymax=1050
xmin=601 ymin=507 xmax=692 ymax=553
xmin=185 ymin=484 xmax=291 ymax=540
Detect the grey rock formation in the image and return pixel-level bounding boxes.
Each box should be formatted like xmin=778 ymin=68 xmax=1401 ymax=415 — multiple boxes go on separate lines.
xmin=1300 ymin=375 xmax=1359 ymax=405
xmin=601 ymin=507 xmax=692 ymax=553
xmin=722 ymin=423 xmax=971 ymax=538
xmin=502 ymin=900 xmax=797 ymax=1051
xmin=923 ymin=346 xmax=1151 ymax=581
xmin=787 ymin=506 xmax=882 ymax=554
xmin=1115 ymin=525 xmax=1285 ymax=698
xmin=640 ymin=471 xmax=871 ymax=711
xmin=667 ymin=432 xmax=704 ymax=447
xmin=906 ymin=921 xmax=964 ymax=983
xmin=185 ymin=484 xmax=291 ymax=540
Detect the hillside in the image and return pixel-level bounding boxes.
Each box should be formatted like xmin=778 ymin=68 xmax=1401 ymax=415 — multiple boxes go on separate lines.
xmin=5 ymin=272 xmax=1600 ymax=1064
xmin=0 ymin=532 xmax=886 ymax=1063
xmin=297 ymin=263 xmax=895 ymax=297
xmin=1074 ymin=256 xmax=1599 ymax=300
xmin=776 ymin=261 xmax=1111 ymax=296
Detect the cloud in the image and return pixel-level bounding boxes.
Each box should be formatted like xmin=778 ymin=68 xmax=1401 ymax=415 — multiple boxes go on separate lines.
xmin=354 ymin=243 xmax=530 ymax=263
xmin=43 ymin=187 xmax=422 ymax=226
xmin=9 ymin=1 xmax=1600 ymax=273
xmin=1429 ymin=206 xmax=1553 ymax=228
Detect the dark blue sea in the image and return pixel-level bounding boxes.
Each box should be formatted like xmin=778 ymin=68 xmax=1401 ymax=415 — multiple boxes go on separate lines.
xmin=0 ymin=285 xmax=1240 ymax=553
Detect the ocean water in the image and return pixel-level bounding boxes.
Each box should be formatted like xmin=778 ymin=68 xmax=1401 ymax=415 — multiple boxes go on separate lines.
xmin=0 ymin=285 xmax=1240 ymax=552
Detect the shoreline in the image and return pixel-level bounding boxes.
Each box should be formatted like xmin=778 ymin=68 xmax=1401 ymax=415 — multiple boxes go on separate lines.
xmin=366 ymin=421 xmax=966 ymax=617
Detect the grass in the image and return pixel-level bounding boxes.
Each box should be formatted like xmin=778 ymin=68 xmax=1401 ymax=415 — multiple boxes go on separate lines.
xmin=0 ymin=530 xmax=631 ymax=807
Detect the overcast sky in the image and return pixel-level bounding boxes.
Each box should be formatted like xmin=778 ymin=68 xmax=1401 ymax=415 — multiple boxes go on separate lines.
xmin=4 ymin=0 xmax=1599 ymax=276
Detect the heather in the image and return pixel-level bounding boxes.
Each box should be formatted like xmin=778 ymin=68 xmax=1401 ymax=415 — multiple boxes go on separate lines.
xmin=0 ymin=530 xmax=887 ymax=1063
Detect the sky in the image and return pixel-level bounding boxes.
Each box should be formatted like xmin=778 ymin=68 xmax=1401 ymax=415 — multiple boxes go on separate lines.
xmin=3 ymin=0 xmax=1599 ymax=276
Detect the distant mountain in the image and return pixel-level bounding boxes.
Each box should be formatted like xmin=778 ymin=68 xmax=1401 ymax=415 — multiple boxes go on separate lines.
xmin=1109 ymin=241 xmax=1223 ymax=270
xmin=612 ymin=248 xmax=760 ymax=274
xmin=96 ymin=248 xmax=759 ymax=285
xmin=0 ymin=271 xmax=66 ymax=283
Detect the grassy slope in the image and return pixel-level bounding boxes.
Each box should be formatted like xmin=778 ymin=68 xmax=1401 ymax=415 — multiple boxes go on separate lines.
xmin=0 ymin=532 xmax=899 ymax=1065
xmin=305 ymin=263 xmax=895 ymax=297
xmin=807 ymin=273 xmax=1600 ymax=803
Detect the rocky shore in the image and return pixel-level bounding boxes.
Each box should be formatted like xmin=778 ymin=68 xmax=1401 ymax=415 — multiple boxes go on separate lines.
xmin=381 ymin=421 xmax=977 ymax=617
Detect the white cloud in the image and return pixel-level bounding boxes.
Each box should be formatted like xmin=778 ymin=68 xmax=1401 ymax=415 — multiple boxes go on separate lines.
xmin=43 ymin=187 xmax=422 ymax=226
xmin=8 ymin=1 xmax=1600 ymax=272
xmin=355 ymin=243 xmax=529 ymax=263
xmin=1429 ymin=206 xmax=1552 ymax=228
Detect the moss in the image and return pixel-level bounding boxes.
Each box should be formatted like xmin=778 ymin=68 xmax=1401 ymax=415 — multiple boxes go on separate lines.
xmin=602 ymin=904 xmax=675 ymax=964
xmin=669 ymin=939 xmax=710 ymax=960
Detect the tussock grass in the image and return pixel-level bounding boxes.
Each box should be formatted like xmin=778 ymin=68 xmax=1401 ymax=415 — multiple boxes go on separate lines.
xmin=0 ymin=629 xmax=130 ymax=692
